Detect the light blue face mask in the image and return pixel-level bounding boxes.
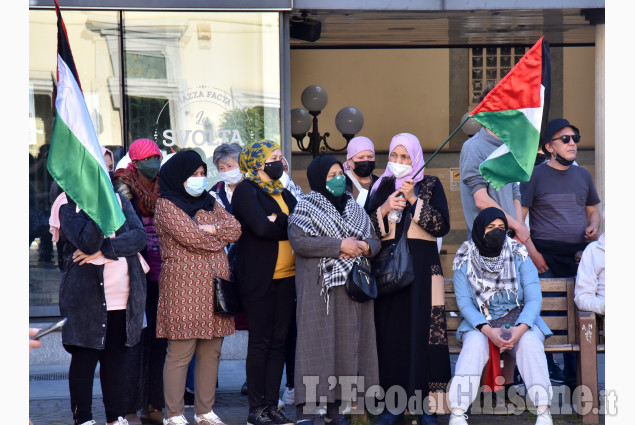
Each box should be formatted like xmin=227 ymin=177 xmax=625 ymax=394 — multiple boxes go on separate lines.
xmin=185 ymin=176 xmax=207 ymax=197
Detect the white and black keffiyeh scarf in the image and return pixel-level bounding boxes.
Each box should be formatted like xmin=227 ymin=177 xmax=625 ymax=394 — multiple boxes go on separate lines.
xmin=289 ymin=191 xmax=372 ymax=310
xmin=452 ymin=237 xmax=528 ymax=314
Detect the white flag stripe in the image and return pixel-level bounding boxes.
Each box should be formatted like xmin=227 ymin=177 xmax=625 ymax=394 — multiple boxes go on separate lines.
xmin=485 ymin=144 xmax=510 ymax=162
xmin=56 ymin=54 xmax=108 ymax=174
xmin=518 ymin=84 xmax=546 ymax=132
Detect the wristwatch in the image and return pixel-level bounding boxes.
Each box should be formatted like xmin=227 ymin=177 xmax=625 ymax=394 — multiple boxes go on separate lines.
xmin=475 ymin=323 xmax=487 ymax=332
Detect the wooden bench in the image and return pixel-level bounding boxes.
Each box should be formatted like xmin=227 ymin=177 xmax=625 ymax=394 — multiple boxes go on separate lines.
xmin=444 ymin=277 xmax=603 ymax=424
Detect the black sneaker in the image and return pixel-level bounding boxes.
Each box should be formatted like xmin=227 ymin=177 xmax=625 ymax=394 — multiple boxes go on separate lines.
xmin=247 ymin=408 xmax=275 ymax=425
xmin=549 ymin=365 xmax=567 ymax=384
xmin=266 ymin=406 xmax=293 ymax=425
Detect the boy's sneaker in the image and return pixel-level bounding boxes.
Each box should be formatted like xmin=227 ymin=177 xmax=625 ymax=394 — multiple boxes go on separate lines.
xmin=448 ymin=410 xmax=468 ymax=425
xmin=194 ymin=410 xmax=226 ymax=425
xmin=266 ymin=406 xmax=293 ymax=425
xmin=164 ymin=415 xmax=189 ymax=425
xmin=247 ymin=407 xmax=274 ymax=425
xmin=79 ymin=421 xmax=97 ymax=425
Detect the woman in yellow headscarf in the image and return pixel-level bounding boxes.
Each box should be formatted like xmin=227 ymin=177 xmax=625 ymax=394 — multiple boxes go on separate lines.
xmin=231 ymin=140 xmax=297 ymax=425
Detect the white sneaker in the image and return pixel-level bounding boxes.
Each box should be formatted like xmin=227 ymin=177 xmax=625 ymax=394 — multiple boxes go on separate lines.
xmin=281 ymin=387 xmax=294 ymax=406
xmin=194 ymin=410 xmax=226 ymax=425
xmin=80 ymin=421 xmax=97 ymax=425
xmin=112 ymin=418 xmax=130 ymax=425
xmin=448 ymin=410 xmax=468 ymax=425
xmin=535 ymin=408 xmax=553 ymax=425
xmin=164 ymin=415 xmax=189 ymax=425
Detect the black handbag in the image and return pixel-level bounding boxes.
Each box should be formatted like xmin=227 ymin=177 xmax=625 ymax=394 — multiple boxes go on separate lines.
xmin=345 ymin=258 xmax=378 ymax=303
xmin=371 ymin=210 xmax=415 ymax=296
xmin=213 ymin=242 xmax=242 ymax=317
xmin=214 ymin=276 xmax=243 ymax=317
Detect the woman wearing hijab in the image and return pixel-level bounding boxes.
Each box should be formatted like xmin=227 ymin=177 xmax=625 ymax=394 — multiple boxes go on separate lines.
xmin=343 ymin=136 xmax=379 ymax=211
xmin=231 ymin=140 xmax=297 ymax=425
xmin=50 ymin=176 xmax=147 ymax=425
xmin=155 ymin=150 xmax=241 ymax=425
xmin=288 ymin=154 xmax=381 ymax=425
xmin=114 ymin=139 xmax=166 ymax=425
xmin=448 ymin=208 xmax=553 ymax=425
xmin=367 ymin=133 xmax=451 ymax=425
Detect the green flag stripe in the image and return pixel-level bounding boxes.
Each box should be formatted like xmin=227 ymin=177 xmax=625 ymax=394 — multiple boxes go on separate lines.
xmin=48 ymin=112 xmax=125 ymax=236
xmin=472 ymin=109 xmax=540 ymax=191
xmin=471 ymin=109 xmax=540 ymax=171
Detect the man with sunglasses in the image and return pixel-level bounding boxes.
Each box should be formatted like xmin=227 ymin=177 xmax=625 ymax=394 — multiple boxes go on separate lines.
xmin=520 ymin=118 xmax=601 ymax=390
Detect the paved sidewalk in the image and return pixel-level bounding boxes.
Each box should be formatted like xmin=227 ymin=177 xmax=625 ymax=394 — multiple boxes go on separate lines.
xmin=30 ymin=355 xmax=605 ymax=425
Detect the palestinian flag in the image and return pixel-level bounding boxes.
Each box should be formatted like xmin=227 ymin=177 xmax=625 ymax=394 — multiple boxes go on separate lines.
xmin=470 ymin=37 xmax=551 ymax=190
xmin=47 ymin=0 xmax=125 ymax=236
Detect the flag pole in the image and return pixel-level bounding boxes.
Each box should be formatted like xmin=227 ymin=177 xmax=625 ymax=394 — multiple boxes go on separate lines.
xmin=411 ymin=115 xmax=470 ymax=179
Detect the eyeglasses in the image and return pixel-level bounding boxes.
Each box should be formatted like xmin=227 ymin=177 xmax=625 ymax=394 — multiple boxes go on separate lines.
xmin=551 ymin=134 xmax=581 ymax=144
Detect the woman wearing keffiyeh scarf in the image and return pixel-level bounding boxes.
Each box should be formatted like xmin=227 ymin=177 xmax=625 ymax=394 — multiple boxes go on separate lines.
xmin=448 ymin=207 xmax=554 ymax=425
xmin=113 ymin=138 xmax=167 ymax=424
xmin=288 ymin=154 xmax=381 ymax=425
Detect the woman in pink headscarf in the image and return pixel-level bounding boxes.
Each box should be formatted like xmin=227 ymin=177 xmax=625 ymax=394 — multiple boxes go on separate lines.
xmin=113 ymin=139 xmax=167 ymax=425
xmin=343 ymin=136 xmax=379 ymax=211
xmin=367 ymin=133 xmax=451 ymax=425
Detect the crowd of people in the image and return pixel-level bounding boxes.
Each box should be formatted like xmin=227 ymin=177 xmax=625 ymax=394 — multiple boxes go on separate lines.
xmin=42 ymin=104 xmax=603 ymax=425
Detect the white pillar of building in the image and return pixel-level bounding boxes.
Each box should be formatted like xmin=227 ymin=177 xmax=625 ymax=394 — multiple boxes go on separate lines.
xmin=595 ymin=22 xmax=605 ymax=229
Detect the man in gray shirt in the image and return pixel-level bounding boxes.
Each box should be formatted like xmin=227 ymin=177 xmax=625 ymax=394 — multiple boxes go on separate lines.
xmin=459 ymin=127 xmax=532 ymax=250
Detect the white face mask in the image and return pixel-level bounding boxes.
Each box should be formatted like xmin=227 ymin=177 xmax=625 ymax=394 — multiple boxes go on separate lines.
xmin=279 ymin=171 xmax=290 ymax=188
xmin=220 ymin=167 xmax=243 ymax=185
xmin=387 ymin=161 xmax=413 ymax=179
xmin=185 ymin=176 xmax=207 ymax=197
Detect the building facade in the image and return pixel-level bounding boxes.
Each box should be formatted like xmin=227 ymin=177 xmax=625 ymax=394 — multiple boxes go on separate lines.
xmin=28 ymin=0 xmax=605 ymax=317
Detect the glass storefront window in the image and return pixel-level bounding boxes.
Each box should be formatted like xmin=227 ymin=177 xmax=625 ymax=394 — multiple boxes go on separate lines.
xmin=29 ymin=10 xmax=121 ymax=316
xmin=122 ymin=11 xmax=281 ymax=185
xmin=29 ymin=9 xmax=282 ymax=316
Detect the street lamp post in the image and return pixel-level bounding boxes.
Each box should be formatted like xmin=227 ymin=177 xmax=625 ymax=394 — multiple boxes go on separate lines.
xmin=291 ymin=85 xmax=364 ymax=158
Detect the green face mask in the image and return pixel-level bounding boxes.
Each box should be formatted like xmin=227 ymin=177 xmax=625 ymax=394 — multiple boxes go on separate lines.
xmin=325 ymin=174 xmax=346 ymax=197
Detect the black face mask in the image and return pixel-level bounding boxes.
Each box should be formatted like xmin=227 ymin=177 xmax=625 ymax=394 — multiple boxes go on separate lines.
xmin=534 ymin=152 xmax=548 ymax=167
xmin=263 ymin=160 xmax=284 ymax=180
xmin=137 ymin=158 xmax=161 ymax=180
xmin=108 ymin=171 xmax=115 ymax=181
xmin=554 ymin=153 xmax=575 ymax=167
xmin=484 ymin=228 xmax=507 ymax=254
xmin=353 ymin=160 xmax=375 ymax=178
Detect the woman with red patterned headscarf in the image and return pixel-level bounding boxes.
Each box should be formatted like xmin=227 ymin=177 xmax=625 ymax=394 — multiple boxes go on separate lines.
xmin=114 ymin=139 xmax=167 ymax=424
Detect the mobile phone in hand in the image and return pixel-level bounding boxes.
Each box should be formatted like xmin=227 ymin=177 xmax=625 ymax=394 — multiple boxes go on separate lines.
xmin=30 ymin=318 xmax=67 ymax=340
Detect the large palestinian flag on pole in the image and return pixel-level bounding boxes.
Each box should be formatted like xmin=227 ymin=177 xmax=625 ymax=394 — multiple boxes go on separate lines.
xmin=47 ymin=0 xmax=125 ymax=236
xmin=469 ymin=37 xmax=551 ymax=191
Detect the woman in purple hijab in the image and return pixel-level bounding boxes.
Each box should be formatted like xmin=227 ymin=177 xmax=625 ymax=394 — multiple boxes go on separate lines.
xmin=367 ymin=133 xmax=451 ymax=425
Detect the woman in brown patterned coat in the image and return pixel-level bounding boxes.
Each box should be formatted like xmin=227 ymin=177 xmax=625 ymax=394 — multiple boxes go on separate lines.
xmin=367 ymin=134 xmax=451 ymax=425
xmin=155 ymin=150 xmax=242 ymax=425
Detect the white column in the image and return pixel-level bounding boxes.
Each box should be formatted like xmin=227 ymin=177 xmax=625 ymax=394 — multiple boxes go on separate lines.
xmin=595 ymin=23 xmax=605 ymax=230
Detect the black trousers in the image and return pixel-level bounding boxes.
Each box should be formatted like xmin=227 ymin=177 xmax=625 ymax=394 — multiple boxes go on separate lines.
xmin=64 ymin=309 xmax=128 ymax=424
xmin=124 ymin=279 xmax=168 ymax=413
xmin=284 ymin=298 xmax=297 ymax=389
xmin=243 ymin=276 xmax=296 ymax=410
